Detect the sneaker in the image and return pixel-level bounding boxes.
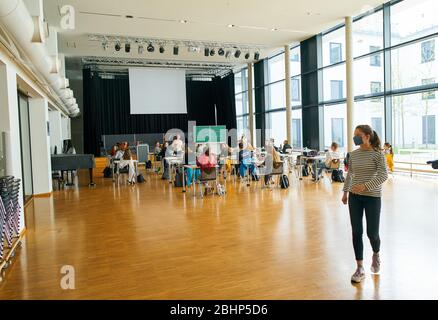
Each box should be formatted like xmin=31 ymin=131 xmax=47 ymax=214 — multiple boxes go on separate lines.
xmin=351 ymin=267 xmax=365 ymax=283
xmin=371 ymin=253 xmax=380 ymax=274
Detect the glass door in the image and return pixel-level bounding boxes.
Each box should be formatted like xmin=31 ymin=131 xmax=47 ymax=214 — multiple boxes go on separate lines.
xmin=17 ymin=92 xmax=33 ymax=202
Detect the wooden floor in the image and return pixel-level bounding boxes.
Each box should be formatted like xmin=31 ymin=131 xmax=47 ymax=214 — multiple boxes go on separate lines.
xmin=1 ymin=170 xmax=438 ymax=300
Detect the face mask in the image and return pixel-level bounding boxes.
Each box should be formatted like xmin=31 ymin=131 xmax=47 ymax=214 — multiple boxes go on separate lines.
xmin=353 ymin=135 xmax=363 ymax=146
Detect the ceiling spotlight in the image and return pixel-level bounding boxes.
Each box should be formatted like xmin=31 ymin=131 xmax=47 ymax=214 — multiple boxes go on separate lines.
xmin=245 ymin=52 xmax=250 ymax=59
xmin=138 ymin=45 xmax=144 ymax=54
xmin=173 ymin=46 xmax=179 ymax=55
xmin=254 ymin=52 xmax=260 ymax=60
xmin=204 ymin=48 xmax=209 ymax=57
xmin=218 ymin=48 xmax=225 ymax=56
xmin=271 ymin=28 xmax=278 ymax=31
xmin=227 ymin=24 xmax=235 ymax=28
xmin=147 ymin=43 xmax=154 ymax=52
xmin=225 ymin=50 xmax=231 ymax=58
xmin=102 ymin=42 xmax=109 ymax=51
xmin=115 ymin=42 xmax=121 ymax=51
xmin=159 ymin=45 xmax=165 ymax=53
xmin=234 ymin=49 xmax=241 ymax=58
xmin=210 ymin=48 xmax=215 ymax=56
xmin=125 ymin=43 xmax=131 ymax=53
xmin=180 ymin=19 xmax=188 ymax=23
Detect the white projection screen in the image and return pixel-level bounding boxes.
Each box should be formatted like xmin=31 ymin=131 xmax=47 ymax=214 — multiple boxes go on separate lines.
xmin=129 ymin=68 xmax=187 ymax=114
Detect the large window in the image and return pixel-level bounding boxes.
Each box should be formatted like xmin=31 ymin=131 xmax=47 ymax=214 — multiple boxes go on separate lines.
xmin=323 ymin=63 xmax=346 ymax=101
xmin=391 ymin=35 xmax=438 ymax=91
xmin=265 ymin=111 xmax=287 ymax=145
xmin=324 ymin=104 xmax=347 ymax=152
xmin=268 ymin=53 xmax=285 ymax=83
xmin=393 ymin=90 xmax=438 ymax=150
xmin=322 ymin=27 xmax=346 ymax=67
xmin=292 ymin=108 xmax=302 ymax=148
xmin=235 ymin=67 xmax=252 ymax=139
xmin=353 ymin=10 xmax=384 ymax=58
xmin=391 ymin=0 xmax=438 ymax=46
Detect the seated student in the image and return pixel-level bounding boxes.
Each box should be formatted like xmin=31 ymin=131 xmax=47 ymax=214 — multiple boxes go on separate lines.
xmin=196 ymin=146 xmax=217 ymax=172
xmin=154 ymin=141 xmax=162 ymax=158
xmin=171 ymin=134 xmax=184 ymax=155
xmin=110 ymin=143 xmax=120 ymax=157
xmin=65 ymin=140 xmax=76 ymax=154
xmin=313 ymin=142 xmax=341 ymax=180
xmin=282 ymin=140 xmax=292 ymax=154
xmin=117 ymin=142 xmax=136 ymax=184
xmin=264 ymin=140 xmax=282 ymax=185
xmin=238 ymin=142 xmax=258 ymax=179
xmin=185 ymin=145 xmax=200 ymax=187
xmin=383 ymin=142 xmax=394 ymax=172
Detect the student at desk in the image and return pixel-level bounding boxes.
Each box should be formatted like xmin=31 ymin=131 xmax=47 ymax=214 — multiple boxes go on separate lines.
xmin=264 ymin=140 xmax=282 ymax=185
xmin=117 ymin=142 xmax=136 ymax=184
xmin=282 ymin=140 xmax=292 ymax=154
xmin=238 ymin=142 xmax=258 ymax=179
xmin=312 ymin=142 xmax=341 ymax=180
xmin=185 ymin=145 xmax=201 ymax=187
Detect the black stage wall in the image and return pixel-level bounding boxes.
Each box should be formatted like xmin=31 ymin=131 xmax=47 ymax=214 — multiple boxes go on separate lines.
xmin=83 ymin=68 xmax=236 ymax=155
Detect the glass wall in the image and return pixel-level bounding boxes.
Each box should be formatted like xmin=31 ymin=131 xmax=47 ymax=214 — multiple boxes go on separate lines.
xmin=235 ymin=0 xmax=438 ymax=169
xmin=235 ymin=67 xmax=252 ymax=139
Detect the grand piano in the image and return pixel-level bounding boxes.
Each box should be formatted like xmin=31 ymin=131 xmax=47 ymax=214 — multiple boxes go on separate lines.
xmin=51 ymin=154 xmax=95 ymax=186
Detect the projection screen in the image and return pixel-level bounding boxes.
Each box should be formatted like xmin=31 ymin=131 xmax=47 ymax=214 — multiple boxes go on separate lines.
xmin=129 ymin=68 xmax=187 ymax=114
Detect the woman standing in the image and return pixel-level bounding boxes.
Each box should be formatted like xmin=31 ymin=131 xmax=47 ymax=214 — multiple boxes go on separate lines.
xmin=342 ymin=125 xmax=388 ymax=283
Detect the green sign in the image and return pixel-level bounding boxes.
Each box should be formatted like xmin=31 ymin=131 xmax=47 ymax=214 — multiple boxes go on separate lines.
xmin=194 ymin=126 xmax=227 ymax=143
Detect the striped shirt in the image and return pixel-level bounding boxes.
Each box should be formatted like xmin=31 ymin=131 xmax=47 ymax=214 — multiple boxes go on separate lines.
xmin=343 ymin=148 xmax=388 ymax=197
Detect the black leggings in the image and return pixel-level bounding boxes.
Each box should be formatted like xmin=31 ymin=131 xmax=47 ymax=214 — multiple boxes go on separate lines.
xmin=348 ymin=193 xmax=381 ymax=261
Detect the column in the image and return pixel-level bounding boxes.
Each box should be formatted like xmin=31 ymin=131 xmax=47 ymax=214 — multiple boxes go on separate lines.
xmin=29 ymin=98 xmax=53 ymax=194
xmin=284 ymin=45 xmax=292 ymax=144
xmin=0 ymin=63 xmax=25 ymax=231
xmin=247 ymin=63 xmax=255 ymax=145
xmin=345 ymin=16 xmax=354 ymax=152
xmin=49 ymin=110 xmax=63 ymax=154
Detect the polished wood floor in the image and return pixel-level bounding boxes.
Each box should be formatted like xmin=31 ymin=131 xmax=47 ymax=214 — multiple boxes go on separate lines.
xmin=1 ymin=170 xmax=438 ymax=300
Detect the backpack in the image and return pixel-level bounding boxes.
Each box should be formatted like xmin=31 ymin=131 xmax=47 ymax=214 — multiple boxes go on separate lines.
xmin=103 ymin=166 xmax=112 ymax=178
xmin=137 ymin=174 xmax=145 ymax=183
xmin=146 ymin=160 xmax=152 ymax=169
xmin=302 ymin=165 xmax=309 ymax=177
xmin=331 ymin=169 xmax=345 ymax=183
xmin=280 ymin=175 xmax=289 ymax=189
xmin=174 ymin=168 xmax=185 ymax=187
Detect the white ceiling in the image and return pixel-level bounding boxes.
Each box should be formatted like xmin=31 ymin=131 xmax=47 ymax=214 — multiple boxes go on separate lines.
xmin=44 ymin=0 xmax=388 ymax=65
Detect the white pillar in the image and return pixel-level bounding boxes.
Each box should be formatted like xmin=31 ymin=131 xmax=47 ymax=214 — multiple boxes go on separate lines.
xmin=29 ymin=98 xmax=53 ymax=194
xmin=345 ymin=16 xmax=354 ymax=152
xmin=247 ymin=63 xmax=255 ymax=145
xmin=284 ymin=45 xmax=292 ymax=145
xmin=0 ymin=63 xmax=25 ymax=231
xmin=49 ymin=110 xmax=63 ymax=154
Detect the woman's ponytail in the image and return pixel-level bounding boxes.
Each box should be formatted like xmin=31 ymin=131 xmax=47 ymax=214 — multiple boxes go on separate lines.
xmin=370 ymin=130 xmax=381 ymax=151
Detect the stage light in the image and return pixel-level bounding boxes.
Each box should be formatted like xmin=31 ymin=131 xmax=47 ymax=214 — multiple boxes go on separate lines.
xmin=147 ymin=43 xmax=154 ymax=52
xmin=234 ymin=49 xmax=241 ymax=58
xmin=115 ymin=42 xmax=121 ymax=51
xmin=173 ymin=46 xmax=179 ymax=55
xmin=125 ymin=43 xmax=131 ymax=53
xmin=218 ymin=48 xmax=225 ymax=56
xmin=138 ymin=45 xmax=144 ymax=54
xmin=210 ymin=48 xmax=215 ymax=56
xmin=245 ymin=52 xmax=250 ymax=59
xmin=225 ymin=50 xmax=231 ymax=58
xmin=254 ymin=52 xmax=260 ymax=60
xmin=204 ymin=48 xmax=209 ymax=56
xmin=159 ymin=46 xmax=165 ymax=53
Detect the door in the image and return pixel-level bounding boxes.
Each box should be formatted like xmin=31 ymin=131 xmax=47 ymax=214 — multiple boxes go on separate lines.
xmin=17 ymin=92 xmax=33 ymax=202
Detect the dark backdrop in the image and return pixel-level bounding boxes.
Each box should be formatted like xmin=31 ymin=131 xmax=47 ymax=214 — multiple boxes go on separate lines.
xmin=83 ymin=68 xmax=236 ymax=155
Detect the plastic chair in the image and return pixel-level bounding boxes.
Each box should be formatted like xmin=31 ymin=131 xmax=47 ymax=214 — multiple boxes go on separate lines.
xmin=198 ymin=167 xmax=217 ymax=198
